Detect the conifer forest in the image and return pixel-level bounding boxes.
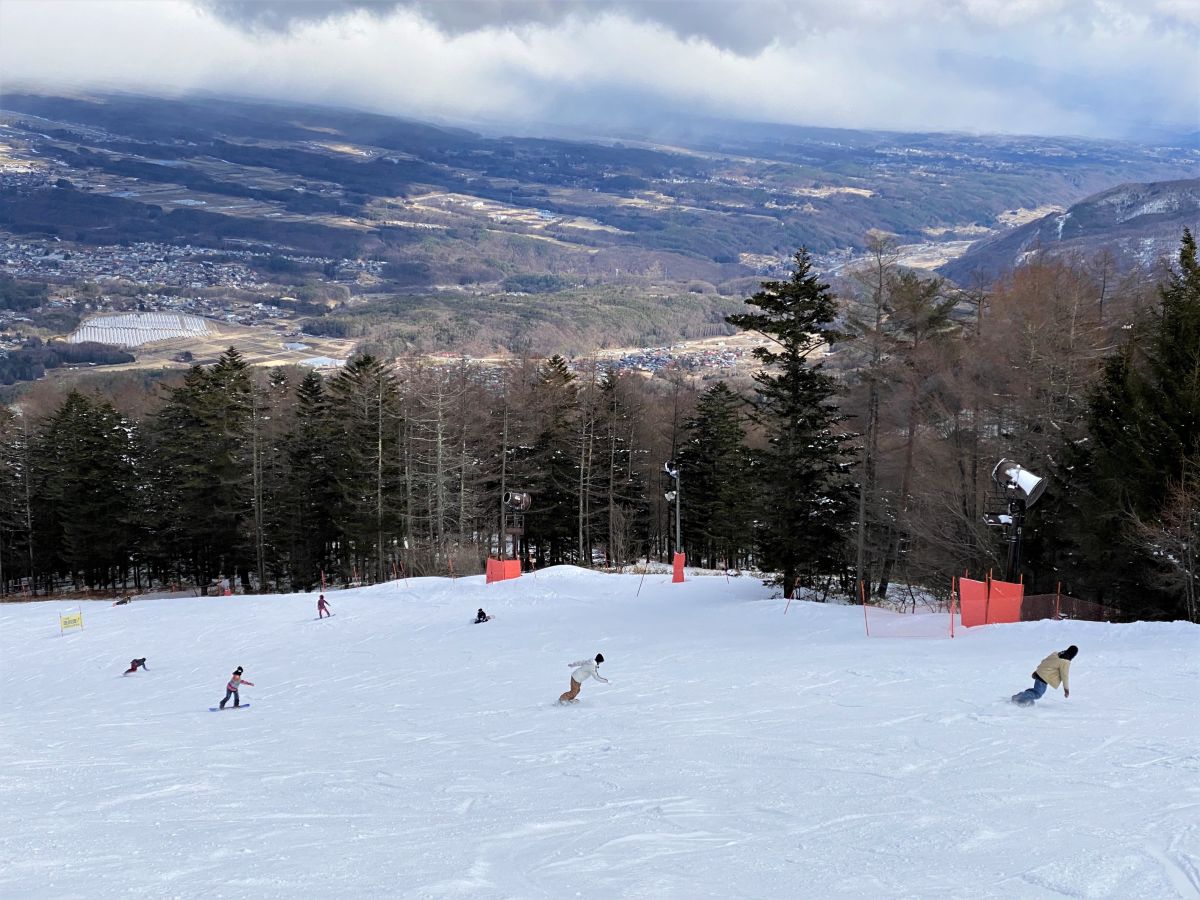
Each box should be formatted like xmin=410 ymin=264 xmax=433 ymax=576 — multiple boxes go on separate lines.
xmin=2 ymin=236 xmax=1198 ymax=623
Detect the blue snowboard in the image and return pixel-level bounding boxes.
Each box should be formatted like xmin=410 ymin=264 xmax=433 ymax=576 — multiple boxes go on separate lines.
xmin=209 ymin=704 xmax=251 ymax=711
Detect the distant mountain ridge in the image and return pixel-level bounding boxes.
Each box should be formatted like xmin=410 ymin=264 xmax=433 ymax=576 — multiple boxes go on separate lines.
xmin=2 ymin=88 xmax=1198 ymax=357
xmin=940 ymin=178 xmax=1200 ymax=284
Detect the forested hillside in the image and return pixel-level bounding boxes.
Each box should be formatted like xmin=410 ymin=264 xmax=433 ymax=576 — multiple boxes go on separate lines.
xmin=3 ymin=234 xmax=1197 ymax=622
xmin=941 ymin=178 xmax=1200 ymax=284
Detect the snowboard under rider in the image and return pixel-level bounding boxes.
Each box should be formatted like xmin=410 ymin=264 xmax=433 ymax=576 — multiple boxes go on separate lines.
xmin=318 ymin=594 xmax=331 ymax=619
xmin=219 ymin=667 xmax=254 ymax=709
xmin=1012 ymin=645 xmax=1077 ymax=706
xmin=559 ymin=653 xmax=608 ymax=703
xmin=475 ymin=608 xmax=490 ymax=624
xmin=123 ymin=658 xmax=147 ymax=675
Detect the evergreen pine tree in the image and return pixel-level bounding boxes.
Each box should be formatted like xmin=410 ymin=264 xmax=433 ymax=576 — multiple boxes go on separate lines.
xmin=1055 ymin=230 xmax=1200 ymax=616
xmin=326 ymin=354 xmax=402 ymax=583
xmin=727 ymin=250 xmax=855 ymax=598
xmin=284 ymin=370 xmax=339 ymax=589
xmin=521 ymin=355 xmax=580 ymax=565
xmin=148 ymin=349 xmax=254 ymax=593
xmin=677 ymin=382 xmax=752 ymax=570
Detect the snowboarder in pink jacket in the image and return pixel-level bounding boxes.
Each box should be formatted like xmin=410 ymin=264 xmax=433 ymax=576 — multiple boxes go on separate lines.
xmin=317 ymin=594 xmax=331 ymax=618
xmin=219 ymin=667 xmax=254 ymax=709
xmin=559 ymin=653 xmax=608 ymax=703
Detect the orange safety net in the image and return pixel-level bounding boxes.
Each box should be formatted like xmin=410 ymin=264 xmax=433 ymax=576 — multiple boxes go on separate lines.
xmin=958 ymin=576 xmax=1024 ymax=627
xmin=671 ymin=552 xmax=686 ymax=584
xmin=987 ymin=580 xmax=1024 ymax=624
xmin=863 ymin=604 xmax=955 ymax=638
xmin=485 ymin=558 xmax=521 ymax=584
xmin=958 ymin=578 xmax=989 ymax=627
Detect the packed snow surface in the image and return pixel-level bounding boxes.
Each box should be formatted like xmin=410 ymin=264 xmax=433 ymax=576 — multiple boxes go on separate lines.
xmin=1 ymin=568 xmax=1197 ymax=899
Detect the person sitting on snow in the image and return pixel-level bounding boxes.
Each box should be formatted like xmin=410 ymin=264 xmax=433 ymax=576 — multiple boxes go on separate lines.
xmin=475 ymin=608 xmax=491 ymax=624
xmin=1012 ymin=645 xmax=1077 ymax=706
xmin=559 ymin=653 xmax=609 ymax=703
xmin=123 ymin=658 xmax=148 ymax=675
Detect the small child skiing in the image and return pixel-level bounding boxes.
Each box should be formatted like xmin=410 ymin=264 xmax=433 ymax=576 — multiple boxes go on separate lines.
xmin=559 ymin=653 xmax=608 ymax=704
xmin=123 ymin=658 xmax=147 ymax=675
xmin=474 ymin=608 xmax=491 ymax=624
xmin=317 ymin=594 xmax=331 ymax=619
xmin=1012 ymin=645 xmax=1077 ymax=706
xmin=219 ymin=666 xmax=254 ymax=709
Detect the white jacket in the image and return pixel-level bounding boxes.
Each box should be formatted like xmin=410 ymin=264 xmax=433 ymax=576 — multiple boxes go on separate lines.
xmin=568 ymin=659 xmax=608 ymax=684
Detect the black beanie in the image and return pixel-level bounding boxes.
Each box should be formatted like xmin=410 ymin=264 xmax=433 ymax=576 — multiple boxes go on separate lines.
xmin=595 ymin=653 xmax=604 ymax=664
xmin=1062 ymin=645 xmax=1078 ymax=660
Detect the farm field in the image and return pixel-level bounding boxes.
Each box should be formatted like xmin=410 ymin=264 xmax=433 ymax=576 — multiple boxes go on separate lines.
xmin=64 ymin=314 xmax=356 ymax=371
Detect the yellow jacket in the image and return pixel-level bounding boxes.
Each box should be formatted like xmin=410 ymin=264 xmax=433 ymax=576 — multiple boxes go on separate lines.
xmin=1034 ymin=652 xmax=1071 ymax=691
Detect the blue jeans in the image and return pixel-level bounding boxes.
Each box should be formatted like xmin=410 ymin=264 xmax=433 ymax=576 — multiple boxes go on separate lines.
xmin=1014 ymin=677 xmax=1047 ymax=703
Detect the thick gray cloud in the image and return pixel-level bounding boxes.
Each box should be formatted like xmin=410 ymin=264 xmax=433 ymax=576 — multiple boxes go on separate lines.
xmin=203 ymin=1 xmax=797 ymax=54
xmin=1 ymin=0 xmax=1196 ymax=140
xmin=201 ymin=0 xmax=1200 ymax=53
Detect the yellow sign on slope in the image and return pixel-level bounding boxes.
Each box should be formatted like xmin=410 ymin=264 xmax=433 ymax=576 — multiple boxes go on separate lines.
xmin=59 ymin=611 xmax=84 ymax=635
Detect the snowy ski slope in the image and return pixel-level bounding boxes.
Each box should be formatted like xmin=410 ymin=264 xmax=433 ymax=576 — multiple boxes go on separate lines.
xmin=1 ymin=567 xmax=1197 ymax=899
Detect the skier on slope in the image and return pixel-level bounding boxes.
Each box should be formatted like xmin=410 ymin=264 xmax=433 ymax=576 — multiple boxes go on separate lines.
xmin=1012 ymin=645 xmax=1077 ymax=706
xmin=123 ymin=658 xmax=148 ymax=675
xmin=317 ymin=594 xmax=331 ymax=619
xmin=219 ymin=667 xmax=254 ymax=709
xmin=559 ymin=653 xmax=608 ymax=704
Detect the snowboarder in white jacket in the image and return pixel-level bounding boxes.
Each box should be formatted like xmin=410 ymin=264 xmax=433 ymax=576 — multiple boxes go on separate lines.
xmin=559 ymin=653 xmax=608 ymax=703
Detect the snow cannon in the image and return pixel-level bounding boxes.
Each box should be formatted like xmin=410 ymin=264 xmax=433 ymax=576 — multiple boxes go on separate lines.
xmin=504 ymin=491 xmax=532 ymax=511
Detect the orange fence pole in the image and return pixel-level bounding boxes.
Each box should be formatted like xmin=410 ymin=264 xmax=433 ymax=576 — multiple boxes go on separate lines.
xmin=984 ymin=570 xmax=992 ymax=625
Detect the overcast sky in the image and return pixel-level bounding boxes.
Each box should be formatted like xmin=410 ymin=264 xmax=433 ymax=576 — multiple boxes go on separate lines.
xmin=0 ymin=0 xmax=1196 ymax=140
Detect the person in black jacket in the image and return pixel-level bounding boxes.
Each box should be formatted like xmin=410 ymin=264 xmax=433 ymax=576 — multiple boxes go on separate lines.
xmin=123 ymin=658 xmax=148 ymax=675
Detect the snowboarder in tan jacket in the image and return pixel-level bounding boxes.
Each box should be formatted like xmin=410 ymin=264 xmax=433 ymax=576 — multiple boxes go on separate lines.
xmin=559 ymin=653 xmax=608 ymax=703
xmin=1012 ymin=645 xmax=1077 ymax=706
